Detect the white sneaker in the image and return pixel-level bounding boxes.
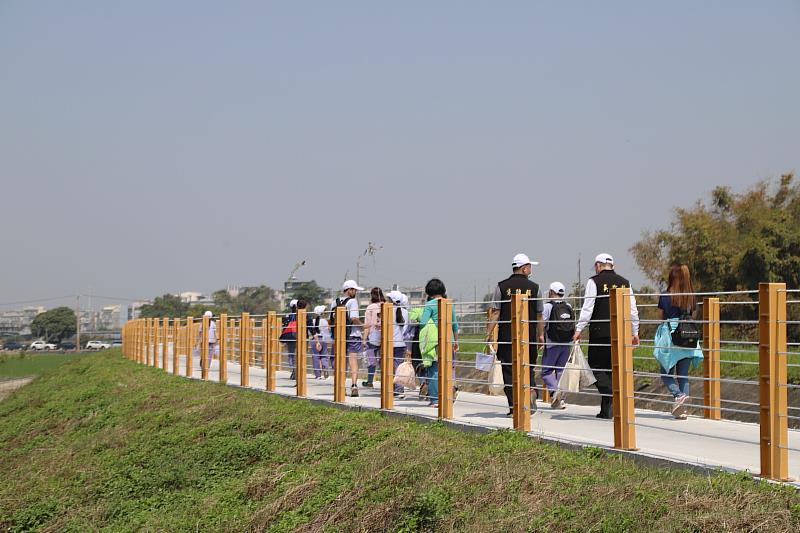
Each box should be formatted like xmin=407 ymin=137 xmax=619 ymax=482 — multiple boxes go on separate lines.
xmin=671 ymin=394 xmax=688 ymax=418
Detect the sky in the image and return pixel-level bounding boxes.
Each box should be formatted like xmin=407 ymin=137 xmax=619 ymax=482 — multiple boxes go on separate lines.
xmin=1 ymin=1 xmax=798 ymax=311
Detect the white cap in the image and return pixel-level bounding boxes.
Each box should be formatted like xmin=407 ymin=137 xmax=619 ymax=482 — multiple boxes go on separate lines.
xmin=386 ymin=290 xmax=403 ymax=303
xmin=400 ymin=293 xmax=409 ymax=306
xmin=549 ymin=281 xmax=566 ymax=296
xmin=512 ymin=253 xmax=539 ymax=268
xmin=594 ymin=253 xmax=614 ymax=265
xmin=289 ymin=299 xmax=298 ymax=307
xmin=313 ymin=305 xmax=326 ymax=315
xmin=342 ymin=279 xmax=364 ymax=291
xmin=203 ymin=310 xmax=213 ymax=318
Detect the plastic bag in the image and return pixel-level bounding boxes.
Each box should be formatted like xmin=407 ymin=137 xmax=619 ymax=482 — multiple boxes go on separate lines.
xmin=475 ymin=347 xmax=495 ymax=372
xmin=394 ymin=361 xmax=417 ymax=388
xmin=558 ymin=343 xmax=595 ymax=393
xmin=571 ymin=343 xmax=596 ymax=388
xmin=488 ymin=357 xmax=505 ymax=395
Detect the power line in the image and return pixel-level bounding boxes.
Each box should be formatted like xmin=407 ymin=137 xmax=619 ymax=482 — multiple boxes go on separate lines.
xmin=0 ymin=295 xmax=75 ymax=307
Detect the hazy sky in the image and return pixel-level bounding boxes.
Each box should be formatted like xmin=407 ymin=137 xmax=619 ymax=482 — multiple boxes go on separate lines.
xmin=1 ymin=1 xmax=798 ymax=310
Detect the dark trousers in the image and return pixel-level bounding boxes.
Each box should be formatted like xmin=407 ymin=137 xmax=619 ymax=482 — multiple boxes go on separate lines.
xmin=497 ymin=345 xmax=538 ymax=408
xmin=588 ymin=341 xmax=612 ymax=417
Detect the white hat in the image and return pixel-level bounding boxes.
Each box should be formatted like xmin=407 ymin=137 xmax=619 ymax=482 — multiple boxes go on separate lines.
xmin=313 ymin=305 xmax=326 ymax=315
xmin=594 ymin=253 xmax=614 ymax=265
xmin=289 ymin=299 xmax=298 ymax=307
xmin=203 ymin=310 xmax=213 ymax=318
xmin=342 ymin=279 xmax=364 ymax=291
xmin=400 ymin=293 xmax=409 ymax=306
xmin=512 ymin=253 xmax=539 ymax=268
xmin=549 ymin=281 xmax=566 ymax=296
xmin=386 ymin=290 xmax=403 ymax=303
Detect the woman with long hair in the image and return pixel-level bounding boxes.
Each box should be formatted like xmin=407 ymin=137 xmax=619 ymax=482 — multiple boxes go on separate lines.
xmin=362 ymin=287 xmax=385 ymax=387
xmin=654 ymin=264 xmax=704 ymax=419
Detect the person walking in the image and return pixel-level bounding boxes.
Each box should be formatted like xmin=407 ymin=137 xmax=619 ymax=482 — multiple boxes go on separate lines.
xmin=310 ymin=305 xmax=331 ymax=379
xmin=573 ymin=253 xmax=640 ymax=419
xmin=418 ymin=278 xmax=459 ymax=408
xmin=541 ymin=282 xmax=574 ymax=409
xmin=386 ymin=290 xmax=409 ymax=397
xmin=654 ymin=264 xmax=704 ymax=419
xmin=280 ymin=299 xmax=299 ymax=380
xmin=362 ymin=287 xmax=385 ymax=388
xmin=333 ymin=280 xmax=365 ymax=397
xmin=486 ymin=253 xmax=544 ymax=416
xmin=203 ymin=310 xmax=218 ymax=368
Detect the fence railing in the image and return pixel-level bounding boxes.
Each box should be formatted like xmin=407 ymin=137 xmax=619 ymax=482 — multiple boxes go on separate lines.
xmin=122 ymin=282 xmax=795 ymax=482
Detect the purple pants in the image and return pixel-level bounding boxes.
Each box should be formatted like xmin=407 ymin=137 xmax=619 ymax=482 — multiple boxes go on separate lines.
xmin=541 ymin=344 xmax=571 ymax=394
xmin=311 ymin=339 xmax=330 ymax=377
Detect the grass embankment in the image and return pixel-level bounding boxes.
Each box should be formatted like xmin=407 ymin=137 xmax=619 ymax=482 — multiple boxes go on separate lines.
xmin=0 ymin=352 xmax=84 ymax=379
xmin=1 ymin=351 xmax=799 ymax=532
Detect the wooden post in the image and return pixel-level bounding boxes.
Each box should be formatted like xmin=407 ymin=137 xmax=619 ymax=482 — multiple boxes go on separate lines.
xmin=759 ymin=282 xmax=790 ymax=481
xmin=266 ymin=312 xmax=277 ymax=391
xmin=333 ymin=306 xmax=346 ymax=402
xmin=161 ymin=318 xmax=169 ymax=370
xmin=296 ymin=307 xmax=308 ymax=397
xmin=261 ymin=316 xmax=269 ymax=372
xmin=380 ymin=301 xmax=394 ymax=410
xmin=438 ymin=298 xmax=453 ymax=419
xmin=186 ymin=317 xmax=194 ymax=377
xmin=610 ymin=288 xmax=637 ymax=450
xmin=512 ymin=293 xmax=531 ymax=431
xmin=218 ymin=314 xmax=228 ymax=383
xmin=200 ymin=315 xmax=210 ymax=380
xmin=241 ymin=313 xmax=250 ymax=387
xmin=172 ymin=318 xmax=180 ymax=375
xmin=702 ymin=297 xmax=721 ymax=420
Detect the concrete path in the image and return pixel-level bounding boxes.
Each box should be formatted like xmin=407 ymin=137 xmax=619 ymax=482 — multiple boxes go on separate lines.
xmin=161 ymin=354 xmax=800 ymax=485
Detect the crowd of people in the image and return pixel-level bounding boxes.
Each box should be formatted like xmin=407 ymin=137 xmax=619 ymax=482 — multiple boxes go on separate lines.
xmin=232 ymin=252 xmax=703 ymax=420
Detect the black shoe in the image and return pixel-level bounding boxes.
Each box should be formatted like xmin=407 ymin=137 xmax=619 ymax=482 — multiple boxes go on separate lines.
xmin=289 ymin=371 xmax=296 ymax=380
xmin=351 ymin=386 xmax=359 ymax=397
xmin=506 ymin=408 xmax=514 ymax=417
xmin=596 ymin=412 xmax=612 ymax=419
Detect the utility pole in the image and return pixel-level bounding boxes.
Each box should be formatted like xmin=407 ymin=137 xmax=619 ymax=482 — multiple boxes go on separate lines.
xmin=75 ymin=295 xmax=81 ymax=350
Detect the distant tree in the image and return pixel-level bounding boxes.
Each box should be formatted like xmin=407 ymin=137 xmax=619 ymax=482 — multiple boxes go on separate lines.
xmin=289 ymin=281 xmax=328 ymax=307
xmin=630 ymin=173 xmax=800 ymax=291
xmin=138 ymin=294 xmax=189 ymax=318
xmin=30 ymin=307 xmax=76 ymax=342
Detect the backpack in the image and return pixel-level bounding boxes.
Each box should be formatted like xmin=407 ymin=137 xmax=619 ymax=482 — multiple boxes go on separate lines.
xmin=671 ymin=309 xmax=700 ymax=348
xmin=279 ymin=313 xmax=297 ymax=341
xmin=547 ymin=300 xmax=575 ymax=343
xmin=329 ymin=297 xmax=352 ymax=340
xmin=310 ymin=316 xmax=321 ymax=337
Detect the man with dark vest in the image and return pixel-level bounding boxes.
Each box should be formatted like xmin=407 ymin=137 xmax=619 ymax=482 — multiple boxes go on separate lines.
xmin=573 ymin=253 xmax=640 ymax=419
xmin=486 ymin=253 xmax=544 ymax=416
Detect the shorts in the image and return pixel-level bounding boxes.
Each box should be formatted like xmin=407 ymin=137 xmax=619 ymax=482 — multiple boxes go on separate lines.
xmin=347 ymin=337 xmax=363 ymax=354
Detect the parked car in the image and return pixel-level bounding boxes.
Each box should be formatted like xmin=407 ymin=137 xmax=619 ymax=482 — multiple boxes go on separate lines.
xmin=85 ymin=340 xmax=111 ymax=350
xmin=110 ymin=341 xmax=123 ymax=348
xmin=2 ymin=341 xmax=25 ymax=351
xmin=60 ymin=341 xmax=76 ymax=351
xmin=29 ymin=340 xmax=58 ymax=351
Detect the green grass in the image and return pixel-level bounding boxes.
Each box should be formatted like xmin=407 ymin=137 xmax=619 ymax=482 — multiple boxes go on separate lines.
xmin=0 ymin=352 xmax=85 ymax=379
xmin=1 ymin=350 xmax=799 ymax=532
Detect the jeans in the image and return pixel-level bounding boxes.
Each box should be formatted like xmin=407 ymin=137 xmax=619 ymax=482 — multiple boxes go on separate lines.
xmin=425 ymin=362 xmax=439 ymax=404
xmin=661 ymin=358 xmax=691 ymax=398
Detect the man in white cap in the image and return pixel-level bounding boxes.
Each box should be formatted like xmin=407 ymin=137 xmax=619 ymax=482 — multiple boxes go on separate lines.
xmin=573 ymin=253 xmax=640 ymax=419
xmin=486 ymin=253 xmax=544 ymax=416
xmin=332 ymin=280 xmax=365 ymax=396
xmin=203 ymin=310 xmax=218 ymax=368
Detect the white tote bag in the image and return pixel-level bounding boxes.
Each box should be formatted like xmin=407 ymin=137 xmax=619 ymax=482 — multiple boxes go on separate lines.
xmin=572 ymin=343 xmax=597 ymax=388
xmin=557 ymin=344 xmax=583 ymax=394
xmin=475 ymin=347 xmax=495 ymax=372
xmin=393 ymin=361 xmax=417 ymax=388
xmin=488 ymin=357 xmax=505 ymax=396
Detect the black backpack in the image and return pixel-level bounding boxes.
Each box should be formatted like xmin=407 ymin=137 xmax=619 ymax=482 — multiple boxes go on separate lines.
xmin=547 ymin=300 xmax=575 ymax=343
xmin=671 ymin=309 xmax=700 ymax=348
xmin=329 ymin=297 xmax=352 ymax=340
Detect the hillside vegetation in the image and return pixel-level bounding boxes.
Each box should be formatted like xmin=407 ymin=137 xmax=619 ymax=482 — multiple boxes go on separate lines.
xmin=1 ymin=351 xmax=798 ymax=532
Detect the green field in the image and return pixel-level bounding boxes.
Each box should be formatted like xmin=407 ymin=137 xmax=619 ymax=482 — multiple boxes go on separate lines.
xmin=1 ymin=350 xmax=798 ymax=532
xmin=0 ymin=352 xmax=85 ymax=379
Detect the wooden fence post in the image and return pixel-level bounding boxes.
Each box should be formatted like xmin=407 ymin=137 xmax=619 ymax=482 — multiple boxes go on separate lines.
xmin=296 ymin=307 xmax=307 ymax=397
xmin=241 ymin=313 xmax=250 ymax=387
xmin=334 ymin=306 xmax=346 ymax=402
xmin=512 ymin=293 xmax=531 ymax=431
xmin=172 ymin=318 xmax=180 ymax=375
xmin=219 ymin=314 xmax=228 ymax=383
xmin=186 ymin=317 xmax=194 ymax=377
xmin=610 ymin=288 xmax=637 ymax=450
xmin=266 ymin=312 xmax=277 ymax=391
xmin=161 ymin=318 xmax=169 ymax=370
xmin=759 ymin=282 xmax=790 ymax=481
xmin=200 ymin=315 xmax=209 ymax=380
xmin=380 ymin=301 xmax=394 ymax=410
xmin=702 ymin=297 xmax=721 ymax=420
xmin=438 ymin=298 xmax=453 ymax=419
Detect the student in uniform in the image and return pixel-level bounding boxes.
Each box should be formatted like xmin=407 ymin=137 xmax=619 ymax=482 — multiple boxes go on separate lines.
xmin=386 ymin=290 xmax=409 ymax=397
xmin=418 ymin=278 xmax=459 ymax=408
xmin=540 ymin=282 xmax=574 ymax=409
xmin=362 ymin=287 xmax=385 ymax=388
xmin=310 ymin=305 xmax=331 ymax=379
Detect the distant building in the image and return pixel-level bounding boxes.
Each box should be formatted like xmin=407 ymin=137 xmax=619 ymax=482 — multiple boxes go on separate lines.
xmin=127 ymin=301 xmax=149 ymax=321
xmin=97 ymin=305 xmax=121 ymax=330
xmin=0 ymin=306 xmax=45 ymax=336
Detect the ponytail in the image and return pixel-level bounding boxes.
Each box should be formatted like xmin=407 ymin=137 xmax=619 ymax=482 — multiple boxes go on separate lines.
xmin=395 ymin=306 xmax=405 ymax=324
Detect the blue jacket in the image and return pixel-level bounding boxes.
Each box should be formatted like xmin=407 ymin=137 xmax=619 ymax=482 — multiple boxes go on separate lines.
xmin=653 ymin=320 xmax=703 ymax=371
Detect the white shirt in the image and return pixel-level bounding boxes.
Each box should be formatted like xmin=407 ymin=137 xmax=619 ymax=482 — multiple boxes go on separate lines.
xmin=392 ymin=307 xmax=408 ymax=348
xmin=345 ymin=296 xmax=361 ymax=337
xmin=575 ymin=279 xmax=640 ymax=336
xmin=313 ymin=317 xmax=331 ymax=341
xmin=207 ymin=320 xmax=217 ymax=344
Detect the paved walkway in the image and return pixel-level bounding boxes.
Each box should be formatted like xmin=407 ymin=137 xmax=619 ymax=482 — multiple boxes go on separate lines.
xmin=164 ymin=354 xmax=800 ymax=485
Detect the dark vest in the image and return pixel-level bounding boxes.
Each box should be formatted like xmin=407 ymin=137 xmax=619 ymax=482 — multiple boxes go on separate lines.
xmin=588 ymin=269 xmax=630 ymax=340
xmin=497 ymin=274 xmax=540 ymax=343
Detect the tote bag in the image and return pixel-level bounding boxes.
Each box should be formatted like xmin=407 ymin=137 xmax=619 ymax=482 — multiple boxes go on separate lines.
xmin=488 ymin=357 xmax=505 ymax=395
xmin=394 ymin=361 xmax=417 ymax=388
